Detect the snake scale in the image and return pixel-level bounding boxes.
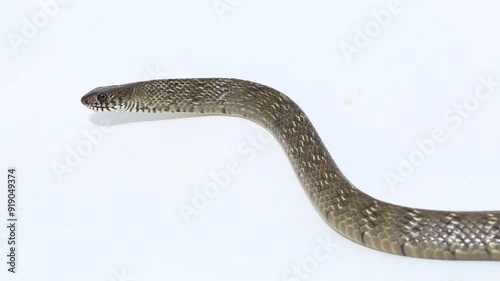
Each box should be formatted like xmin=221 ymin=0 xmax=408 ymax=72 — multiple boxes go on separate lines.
xmin=81 ymin=78 xmax=500 ymax=260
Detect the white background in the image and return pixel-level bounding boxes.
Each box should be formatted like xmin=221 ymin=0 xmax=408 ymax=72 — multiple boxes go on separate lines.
xmin=1 ymin=0 xmax=500 ymax=280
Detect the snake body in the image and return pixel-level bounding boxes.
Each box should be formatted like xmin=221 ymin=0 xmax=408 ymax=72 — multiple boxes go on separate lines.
xmin=81 ymin=78 xmax=500 ymax=260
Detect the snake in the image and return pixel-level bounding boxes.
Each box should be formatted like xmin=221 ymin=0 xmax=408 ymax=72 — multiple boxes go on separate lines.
xmin=81 ymin=78 xmax=500 ymax=260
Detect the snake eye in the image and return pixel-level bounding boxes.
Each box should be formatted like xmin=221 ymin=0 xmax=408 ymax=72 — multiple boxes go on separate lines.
xmin=97 ymin=93 xmax=107 ymax=103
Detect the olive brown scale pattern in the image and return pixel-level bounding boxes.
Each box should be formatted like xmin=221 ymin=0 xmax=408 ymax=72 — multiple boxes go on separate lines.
xmin=81 ymin=78 xmax=500 ymax=260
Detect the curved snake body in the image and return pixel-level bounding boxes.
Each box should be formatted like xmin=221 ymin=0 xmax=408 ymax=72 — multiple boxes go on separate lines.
xmin=81 ymin=78 xmax=500 ymax=260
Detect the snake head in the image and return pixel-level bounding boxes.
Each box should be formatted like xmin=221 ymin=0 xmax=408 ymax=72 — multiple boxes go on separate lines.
xmin=81 ymin=84 xmax=134 ymax=111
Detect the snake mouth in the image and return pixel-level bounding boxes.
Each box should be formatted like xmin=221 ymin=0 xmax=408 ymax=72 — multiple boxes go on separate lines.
xmin=91 ymin=105 xmax=111 ymax=111
xmin=81 ymin=100 xmax=111 ymax=111
xmin=81 ymin=101 xmax=108 ymax=111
